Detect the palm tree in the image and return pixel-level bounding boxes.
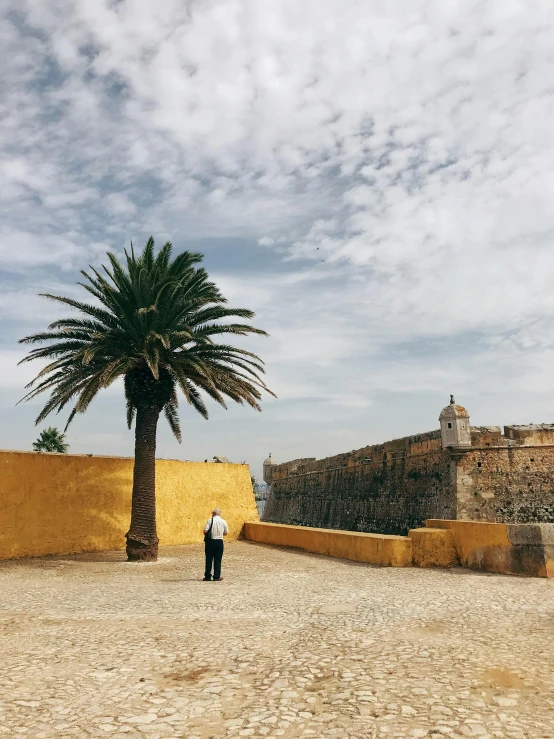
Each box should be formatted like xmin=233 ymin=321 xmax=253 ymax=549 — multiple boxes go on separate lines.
xmin=19 ymin=237 xmax=274 ymax=561
xmin=33 ymin=427 xmax=69 ymax=453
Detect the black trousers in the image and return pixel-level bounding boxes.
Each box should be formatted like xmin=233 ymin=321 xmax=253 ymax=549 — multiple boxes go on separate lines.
xmin=204 ymin=539 xmax=224 ymax=580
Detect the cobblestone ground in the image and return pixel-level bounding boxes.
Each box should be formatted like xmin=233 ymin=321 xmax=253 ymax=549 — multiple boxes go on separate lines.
xmin=1 ymin=542 xmax=554 ymax=739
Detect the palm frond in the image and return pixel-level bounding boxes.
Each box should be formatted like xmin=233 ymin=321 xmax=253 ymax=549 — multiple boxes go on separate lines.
xmin=18 ymin=236 xmax=275 ymax=433
xmin=163 ymin=389 xmax=182 ymax=441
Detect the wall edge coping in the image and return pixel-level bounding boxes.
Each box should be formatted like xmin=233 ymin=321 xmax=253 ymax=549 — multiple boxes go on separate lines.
xmin=0 ymin=449 xmax=248 ymax=466
xmin=246 ymin=521 xmax=410 ymax=542
xmin=457 ymin=445 xmax=554 ymax=451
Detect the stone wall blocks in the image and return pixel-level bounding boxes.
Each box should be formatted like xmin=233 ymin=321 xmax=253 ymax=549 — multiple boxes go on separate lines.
xmin=536 ymin=523 xmax=554 ymax=545
xmin=506 ymin=524 xmax=547 ymax=545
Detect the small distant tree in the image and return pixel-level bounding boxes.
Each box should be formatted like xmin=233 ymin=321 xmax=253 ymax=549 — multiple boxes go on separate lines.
xmin=33 ymin=427 xmax=69 ymax=453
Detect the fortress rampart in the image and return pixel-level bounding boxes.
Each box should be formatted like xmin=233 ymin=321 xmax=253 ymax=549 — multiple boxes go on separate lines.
xmin=262 ymin=406 xmax=554 ymax=535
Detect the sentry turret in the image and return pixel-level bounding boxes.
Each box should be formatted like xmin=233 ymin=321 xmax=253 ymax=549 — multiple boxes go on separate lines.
xmin=263 ymin=453 xmax=278 ymax=484
xmin=439 ymin=395 xmax=471 ymax=449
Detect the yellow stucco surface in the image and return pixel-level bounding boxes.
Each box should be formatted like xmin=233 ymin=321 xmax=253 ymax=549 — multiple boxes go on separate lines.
xmin=0 ymin=451 xmax=259 ymax=560
xmin=408 ymin=527 xmax=459 ymax=568
xmin=425 ymin=519 xmax=532 ymax=575
xmin=425 ymin=519 xmax=510 ymax=567
xmin=243 ymin=522 xmax=413 ymax=567
xmin=246 ymin=520 xmax=552 ymax=577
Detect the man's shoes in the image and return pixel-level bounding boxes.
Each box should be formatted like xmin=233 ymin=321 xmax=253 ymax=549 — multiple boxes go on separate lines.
xmin=214 ymin=577 xmax=223 ymax=582
xmin=202 ymin=577 xmax=211 ymax=581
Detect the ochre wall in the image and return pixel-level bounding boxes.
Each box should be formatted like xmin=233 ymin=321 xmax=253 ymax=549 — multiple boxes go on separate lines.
xmin=244 ymin=520 xmax=554 ymax=578
xmin=244 ymin=522 xmax=413 ymax=567
xmin=0 ymin=451 xmax=259 ymax=559
xmin=426 ymin=519 xmax=554 ymax=578
xmin=408 ymin=527 xmax=459 ymax=568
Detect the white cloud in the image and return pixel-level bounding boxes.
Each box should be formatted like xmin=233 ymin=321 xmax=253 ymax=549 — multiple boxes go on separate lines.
xmin=0 ymin=348 xmax=36 ymax=390
xmin=2 ymin=0 xmax=554 ymax=472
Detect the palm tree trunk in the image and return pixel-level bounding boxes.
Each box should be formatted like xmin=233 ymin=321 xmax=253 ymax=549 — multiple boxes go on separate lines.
xmin=126 ymin=403 xmax=160 ymax=561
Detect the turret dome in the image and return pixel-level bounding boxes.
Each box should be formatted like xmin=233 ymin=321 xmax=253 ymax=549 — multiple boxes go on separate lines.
xmin=262 ymin=453 xmax=278 ymax=484
xmin=439 ymin=395 xmax=470 ymax=420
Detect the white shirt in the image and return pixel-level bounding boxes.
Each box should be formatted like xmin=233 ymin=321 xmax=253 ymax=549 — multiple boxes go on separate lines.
xmin=204 ymin=515 xmax=229 ymax=540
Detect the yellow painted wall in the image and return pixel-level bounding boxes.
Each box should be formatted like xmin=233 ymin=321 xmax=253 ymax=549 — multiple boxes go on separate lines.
xmin=244 ymin=522 xmax=413 ymax=567
xmin=0 ymin=450 xmax=259 ymax=559
xmin=244 ymin=520 xmax=552 ymax=578
xmin=425 ymin=519 xmax=553 ymax=577
xmin=426 ymin=519 xmax=511 ymax=568
xmin=408 ymin=527 xmax=459 ymax=567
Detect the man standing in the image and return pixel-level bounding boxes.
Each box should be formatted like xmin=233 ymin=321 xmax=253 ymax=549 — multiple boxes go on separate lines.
xmin=203 ymin=508 xmax=229 ymax=581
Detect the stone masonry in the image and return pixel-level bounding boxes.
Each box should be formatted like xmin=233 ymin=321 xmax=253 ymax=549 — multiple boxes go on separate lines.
xmin=262 ymin=401 xmax=554 ymax=535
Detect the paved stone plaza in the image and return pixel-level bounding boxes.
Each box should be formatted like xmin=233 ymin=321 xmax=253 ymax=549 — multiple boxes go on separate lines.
xmin=1 ymin=542 xmax=553 ymax=739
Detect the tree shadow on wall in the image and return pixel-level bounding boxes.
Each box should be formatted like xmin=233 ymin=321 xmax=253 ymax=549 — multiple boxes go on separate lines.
xmin=20 ymin=456 xmax=133 ymax=563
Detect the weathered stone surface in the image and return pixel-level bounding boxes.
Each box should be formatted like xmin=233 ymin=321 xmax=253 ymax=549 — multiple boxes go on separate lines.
xmin=263 ymin=431 xmax=455 ymax=535
xmin=456 ymin=447 xmax=554 ymax=524
xmin=263 ymin=427 xmax=554 ymax=536
xmin=424 ymin=520 xmax=554 ymax=577
xmin=0 ymin=541 xmax=553 ymax=737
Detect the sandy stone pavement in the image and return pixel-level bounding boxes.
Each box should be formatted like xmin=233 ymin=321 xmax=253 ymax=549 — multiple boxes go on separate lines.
xmin=1 ymin=542 xmax=554 ymax=739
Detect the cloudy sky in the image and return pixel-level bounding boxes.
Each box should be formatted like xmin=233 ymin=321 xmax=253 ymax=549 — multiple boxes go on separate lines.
xmin=2 ymin=0 xmax=554 ymax=478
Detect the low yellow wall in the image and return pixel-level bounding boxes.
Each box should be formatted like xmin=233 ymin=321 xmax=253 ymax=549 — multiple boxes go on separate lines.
xmin=244 ymin=520 xmax=553 ymax=578
xmin=408 ymin=527 xmax=459 ymax=568
xmin=426 ymin=519 xmax=510 ymax=563
xmin=0 ymin=450 xmax=258 ymax=559
xmin=425 ymin=519 xmax=553 ymax=578
xmin=244 ymin=522 xmax=413 ymax=567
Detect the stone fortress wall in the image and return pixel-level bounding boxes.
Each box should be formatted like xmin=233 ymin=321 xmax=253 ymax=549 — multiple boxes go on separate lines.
xmin=457 ymin=425 xmax=554 ymax=523
xmin=262 ymin=404 xmax=554 ymax=536
xmin=263 ymin=431 xmax=455 ymax=535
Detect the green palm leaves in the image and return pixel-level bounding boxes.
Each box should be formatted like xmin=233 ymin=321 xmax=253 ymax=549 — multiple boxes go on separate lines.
xmin=19 ymin=237 xmax=274 ymax=437
xmin=32 ymin=427 xmax=69 ymax=453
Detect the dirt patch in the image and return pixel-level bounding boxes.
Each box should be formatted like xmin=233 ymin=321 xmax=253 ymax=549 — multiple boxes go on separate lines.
xmin=0 ymin=617 xmax=23 ymax=635
xmin=164 ymin=666 xmax=210 ymax=683
xmin=482 ymin=668 xmax=527 ymax=690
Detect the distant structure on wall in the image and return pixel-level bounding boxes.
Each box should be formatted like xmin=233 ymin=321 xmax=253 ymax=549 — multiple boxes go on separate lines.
xmin=439 ymin=395 xmax=471 ymax=448
xmin=262 ymin=397 xmax=554 ymax=535
xmin=263 ymin=453 xmax=278 ymax=484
